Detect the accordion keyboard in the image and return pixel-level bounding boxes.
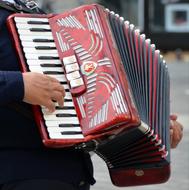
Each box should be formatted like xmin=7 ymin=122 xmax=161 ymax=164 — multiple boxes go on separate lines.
xmin=14 ymin=17 xmax=84 ymax=140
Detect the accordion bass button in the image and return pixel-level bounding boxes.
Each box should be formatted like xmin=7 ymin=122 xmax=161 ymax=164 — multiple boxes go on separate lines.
xmin=70 ymin=78 xmax=86 ymax=96
xmin=66 ymin=71 xmax=81 ymax=81
xmin=65 ymin=63 xmax=79 ymax=73
xmin=63 ymin=55 xmax=77 ymax=65
xmin=62 ymin=55 xmax=86 ymax=95
xmin=70 ymin=78 xmax=84 ymax=88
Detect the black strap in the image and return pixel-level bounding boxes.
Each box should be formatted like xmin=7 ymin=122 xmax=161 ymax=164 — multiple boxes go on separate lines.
xmin=0 ymin=0 xmax=19 ymax=12
xmin=0 ymin=0 xmax=45 ymax=13
xmin=15 ymin=0 xmax=45 ymax=14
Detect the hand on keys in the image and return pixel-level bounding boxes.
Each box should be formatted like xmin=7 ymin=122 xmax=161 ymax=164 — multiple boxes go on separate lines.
xmin=22 ymin=72 xmax=65 ymax=112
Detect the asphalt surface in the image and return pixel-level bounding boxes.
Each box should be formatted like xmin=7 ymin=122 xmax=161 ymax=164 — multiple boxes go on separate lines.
xmin=91 ymin=60 xmax=189 ymax=190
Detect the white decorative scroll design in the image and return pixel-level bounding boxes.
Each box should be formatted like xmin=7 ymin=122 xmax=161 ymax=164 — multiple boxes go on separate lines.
xmin=76 ymin=96 xmax=87 ymax=118
xmin=85 ymin=9 xmax=104 ymax=38
xmin=88 ymin=33 xmax=103 ymax=56
xmin=56 ymin=30 xmax=70 ymax=52
xmin=85 ymin=65 xmax=128 ymax=128
xmin=56 ymin=10 xmax=104 ymax=57
xmin=57 ymin=15 xmax=85 ymax=30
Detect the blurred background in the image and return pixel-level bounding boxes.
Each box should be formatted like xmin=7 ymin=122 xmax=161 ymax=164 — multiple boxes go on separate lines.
xmin=35 ymin=0 xmax=189 ymax=189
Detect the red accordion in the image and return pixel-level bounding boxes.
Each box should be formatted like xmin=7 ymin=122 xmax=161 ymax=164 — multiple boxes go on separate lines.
xmin=7 ymin=4 xmax=171 ymax=187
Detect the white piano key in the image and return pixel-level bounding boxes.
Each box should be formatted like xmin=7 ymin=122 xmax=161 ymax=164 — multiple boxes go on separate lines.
xmin=70 ymin=78 xmax=84 ymax=88
xmin=23 ymin=47 xmax=58 ymax=54
xmin=54 ymin=101 xmax=74 ymax=107
xmin=24 ymin=51 xmax=59 ymax=56
xmin=22 ymin=41 xmax=56 ymax=48
xmin=28 ymin=65 xmax=64 ymax=73
xmin=62 ymin=84 xmax=69 ymax=90
xmin=65 ymin=63 xmax=79 ymax=73
xmin=16 ymin=23 xmax=51 ymax=30
xmin=66 ymin=71 xmax=81 ymax=81
xmin=42 ymin=109 xmax=76 ymax=116
xmin=17 ymin=29 xmax=53 ymax=37
xmin=44 ymin=115 xmax=77 ymax=121
xmin=27 ymin=59 xmax=61 ymax=65
xmin=65 ymin=92 xmax=72 ymax=99
xmin=41 ymin=102 xmax=75 ymax=114
xmin=15 ymin=17 xmax=49 ymax=23
xmin=63 ymin=92 xmax=72 ymax=98
xmin=28 ymin=62 xmax=62 ymax=68
xmin=45 ymin=118 xmax=79 ymax=126
xmin=63 ymin=55 xmax=77 ymax=65
xmin=47 ymin=127 xmax=81 ymax=133
xmin=49 ymin=133 xmax=84 ymax=139
xmin=19 ymin=35 xmax=54 ymax=42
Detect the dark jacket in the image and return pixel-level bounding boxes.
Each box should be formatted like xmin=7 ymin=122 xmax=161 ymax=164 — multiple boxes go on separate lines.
xmin=0 ymin=7 xmax=95 ymax=186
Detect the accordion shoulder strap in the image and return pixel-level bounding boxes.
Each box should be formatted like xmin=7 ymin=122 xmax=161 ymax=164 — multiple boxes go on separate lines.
xmin=0 ymin=0 xmax=45 ymax=13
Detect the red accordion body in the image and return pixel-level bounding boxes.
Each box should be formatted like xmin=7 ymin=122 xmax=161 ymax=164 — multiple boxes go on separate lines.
xmin=7 ymin=5 xmax=140 ymax=147
xmin=7 ymin=4 xmax=171 ymax=187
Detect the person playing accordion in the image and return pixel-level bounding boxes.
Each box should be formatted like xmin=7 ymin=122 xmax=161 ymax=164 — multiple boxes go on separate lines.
xmin=0 ymin=0 xmax=183 ymax=190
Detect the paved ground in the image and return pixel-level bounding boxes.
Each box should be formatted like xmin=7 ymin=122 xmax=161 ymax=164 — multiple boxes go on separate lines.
xmin=91 ymin=59 xmax=189 ymax=190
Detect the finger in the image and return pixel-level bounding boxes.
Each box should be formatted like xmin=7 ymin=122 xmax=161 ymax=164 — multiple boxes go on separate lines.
xmin=46 ymin=75 xmax=60 ymax=83
xmin=171 ymin=125 xmax=183 ymax=148
xmin=51 ymin=91 xmax=64 ymax=107
xmin=45 ymin=100 xmax=56 ymax=113
xmin=51 ymin=82 xmax=65 ymax=96
xmin=170 ymin=120 xmax=174 ymax=128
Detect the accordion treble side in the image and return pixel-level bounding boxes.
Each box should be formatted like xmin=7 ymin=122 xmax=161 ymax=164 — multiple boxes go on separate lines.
xmin=6 ymin=4 xmax=171 ymax=187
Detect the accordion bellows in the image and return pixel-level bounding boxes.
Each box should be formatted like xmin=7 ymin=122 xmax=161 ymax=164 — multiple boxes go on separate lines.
xmin=7 ymin=4 xmax=170 ymax=187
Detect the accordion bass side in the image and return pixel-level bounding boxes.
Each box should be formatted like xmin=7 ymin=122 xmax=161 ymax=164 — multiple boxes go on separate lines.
xmin=7 ymin=4 xmax=171 ymax=187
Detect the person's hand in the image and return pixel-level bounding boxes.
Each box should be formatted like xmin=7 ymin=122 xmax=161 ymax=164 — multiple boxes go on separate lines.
xmin=22 ymin=72 xmax=65 ymax=112
xmin=170 ymin=114 xmax=183 ymax=149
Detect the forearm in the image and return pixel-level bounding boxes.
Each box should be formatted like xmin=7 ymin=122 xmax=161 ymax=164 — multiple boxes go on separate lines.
xmin=0 ymin=71 xmax=24 ymax=104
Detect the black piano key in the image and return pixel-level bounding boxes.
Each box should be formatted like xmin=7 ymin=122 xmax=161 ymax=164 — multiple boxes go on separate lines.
xmin=64 ymin=99 xmax=72 ymax=102
xmin=40 ymin=64 xmax=62 ymax=67
xmin=30 ymin=28 xmax=51 ymax=32
xmin=33 ymin=39 xmax=54 ymax=43
xmin=38 ymin=56 xmax=59 ymax=60
xmin=59 ymin=124 xmax=80 ymax=128
xmin=55 ymin=106 xmax=75 ymax=110
xmin=60 ymin=81 xmax=68 ymax=85
xmin=43 ymin=71 xmax=64 ymax=75
xmin=56 ymin=113 xmax=77 ymax=117
xmin=61 ymin=131 xmax=82 ymax=135
xmin=65 ymin=89 xmax=70 ymax=92
xmin=35 ymin=46 xmax=57 ymax=50
xmin=27 ymin=21 xmax=49 ymax=25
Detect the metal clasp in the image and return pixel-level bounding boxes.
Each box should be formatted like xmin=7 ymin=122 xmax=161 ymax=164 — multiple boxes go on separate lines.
xmin=25 ymin=0 xmax=38 ymax=10
xmin=75 ymin=140 xmax=99 ymax=152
